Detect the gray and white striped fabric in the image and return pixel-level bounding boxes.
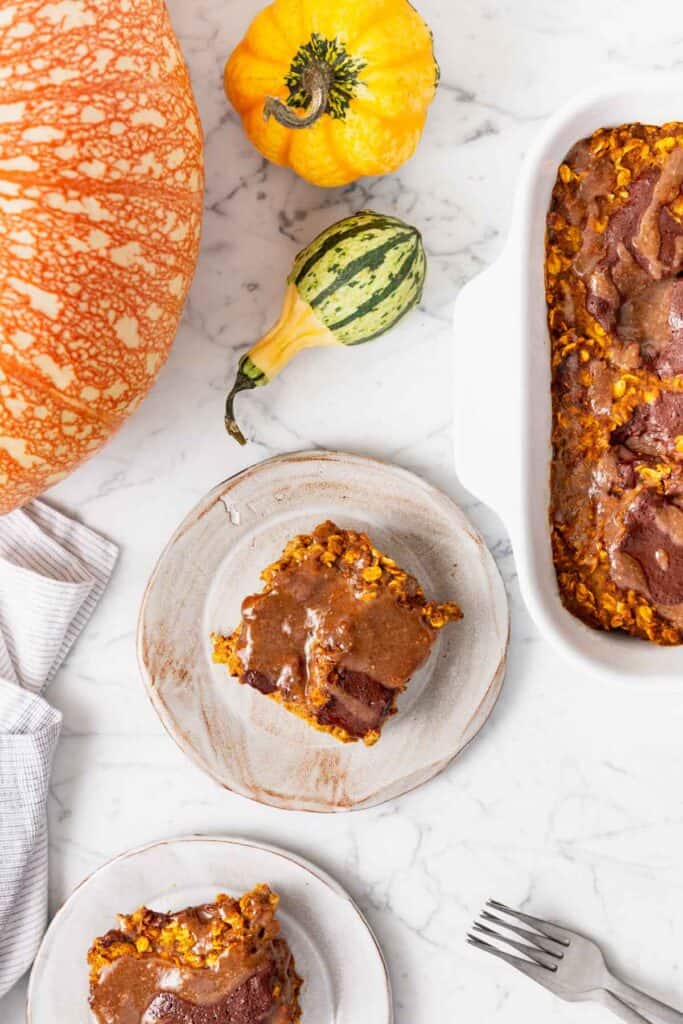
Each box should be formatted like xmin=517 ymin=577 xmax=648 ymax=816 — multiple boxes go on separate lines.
xmin=0 ymin=501 xmax=117 ymax=997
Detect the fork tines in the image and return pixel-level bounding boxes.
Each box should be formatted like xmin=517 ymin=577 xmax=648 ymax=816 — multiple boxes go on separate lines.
xmin=467 ymin=899 xmax=569 ymax=974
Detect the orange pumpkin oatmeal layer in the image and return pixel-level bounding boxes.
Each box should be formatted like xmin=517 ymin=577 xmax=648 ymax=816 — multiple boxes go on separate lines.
xmin=547 ymin=123 xmax=683 ymax=643
xmin=87 ymin=885 xmax=301 ymax=1024
xmin=212 ymin=520 xmax=462 ymax=745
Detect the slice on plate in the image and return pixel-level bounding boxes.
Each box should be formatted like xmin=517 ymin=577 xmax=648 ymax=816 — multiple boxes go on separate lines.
xmin=212 ymin=520 xmax=462 ymax=745
xmin=87 ymin=884 xmax=302 ymax=1023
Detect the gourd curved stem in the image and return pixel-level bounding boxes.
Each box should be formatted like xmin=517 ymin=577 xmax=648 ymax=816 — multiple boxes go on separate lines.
xmin=224 ymin=285 xmax=339 ymax=446
xmin=264 ymin=63 xmax=331 ymax=130
xmin=225 ymin=363 xmax=257 ymax=446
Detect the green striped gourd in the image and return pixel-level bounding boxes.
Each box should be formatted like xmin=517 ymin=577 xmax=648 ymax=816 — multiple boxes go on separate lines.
xmin=225 ymin=210 xmax=427 ymax=444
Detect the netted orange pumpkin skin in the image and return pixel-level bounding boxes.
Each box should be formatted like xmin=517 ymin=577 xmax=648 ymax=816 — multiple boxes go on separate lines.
xmin=0 ymin=0 xmax=204 ymax=514
xmin=225 ymin=0 xmax=438 ymax=188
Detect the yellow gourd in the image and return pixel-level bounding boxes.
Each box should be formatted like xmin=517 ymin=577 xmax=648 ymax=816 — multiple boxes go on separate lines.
xmin=225 ymin=0 xmax=439 ymax=188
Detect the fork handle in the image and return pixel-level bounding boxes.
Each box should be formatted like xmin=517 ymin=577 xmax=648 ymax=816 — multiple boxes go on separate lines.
xmin=606 ymin=974 xmax=683 ymax=1024
xmin=596 ymin=990 xmax=655 ymax=1023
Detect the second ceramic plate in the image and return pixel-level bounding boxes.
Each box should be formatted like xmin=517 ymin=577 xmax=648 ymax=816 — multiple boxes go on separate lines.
xmin=28 ymin=836 xmax=390 ymax=1023
xmin=138 ymin=451 xmax=508 ymax=811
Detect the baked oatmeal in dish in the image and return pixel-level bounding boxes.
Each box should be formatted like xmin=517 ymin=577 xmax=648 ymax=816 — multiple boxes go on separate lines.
xmin=87 ymin=885 xmax=302 ymax=1023
xmin=212 ymin=520 xmax=462 ymax=745
xmin=547 ymin=122 xmax=683 ymax=644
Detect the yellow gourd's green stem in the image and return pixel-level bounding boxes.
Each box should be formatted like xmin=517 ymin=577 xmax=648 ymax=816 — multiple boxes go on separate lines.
xmin=263 ymin=34 xmax=367 ymax=129
xmin=264 ymin=63 xmax=330 ymax=129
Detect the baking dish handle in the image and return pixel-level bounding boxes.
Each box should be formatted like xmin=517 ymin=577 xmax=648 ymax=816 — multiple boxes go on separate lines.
xmin=452 ymin=253 xmax=519 ymax=531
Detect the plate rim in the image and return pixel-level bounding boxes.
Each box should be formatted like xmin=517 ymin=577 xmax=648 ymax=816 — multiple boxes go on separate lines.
xmin=137 ymin=449 xmax=510 ymax=812
xmin=26 ymin=833 xmax=393 ymax=1024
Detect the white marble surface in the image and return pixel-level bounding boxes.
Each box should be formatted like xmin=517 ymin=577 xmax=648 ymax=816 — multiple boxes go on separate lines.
xmin=4 ymin=1 xmax=683 ymax=1021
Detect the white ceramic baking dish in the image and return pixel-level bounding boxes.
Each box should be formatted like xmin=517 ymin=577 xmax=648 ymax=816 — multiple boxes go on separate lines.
xmin=453 ymin=74 xmax=683 ymax=684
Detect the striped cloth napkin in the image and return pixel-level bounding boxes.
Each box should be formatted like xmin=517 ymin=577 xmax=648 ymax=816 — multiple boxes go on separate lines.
xmin=0 ymin=501 xmax=117 ymax=998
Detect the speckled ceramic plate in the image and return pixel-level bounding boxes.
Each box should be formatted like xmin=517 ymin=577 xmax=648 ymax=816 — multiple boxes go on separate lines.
xmin=27 ymin=836 xmax=390 ymax=1023
xmin=138 ymin=451 xmax=509 ymax=811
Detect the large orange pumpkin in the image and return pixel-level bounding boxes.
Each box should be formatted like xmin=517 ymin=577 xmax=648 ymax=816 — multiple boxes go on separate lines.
xmin=0 ymin=0 xmax=204 ymax=514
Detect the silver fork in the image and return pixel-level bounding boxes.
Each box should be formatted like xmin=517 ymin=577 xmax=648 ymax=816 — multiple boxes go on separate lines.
xmin=468 ymin=900 xmax=683 ymax=1024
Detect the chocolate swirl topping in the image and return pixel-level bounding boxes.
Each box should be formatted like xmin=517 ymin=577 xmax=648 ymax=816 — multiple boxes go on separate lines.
xmin=142 ymin=966 xmax=273 ymax=1024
